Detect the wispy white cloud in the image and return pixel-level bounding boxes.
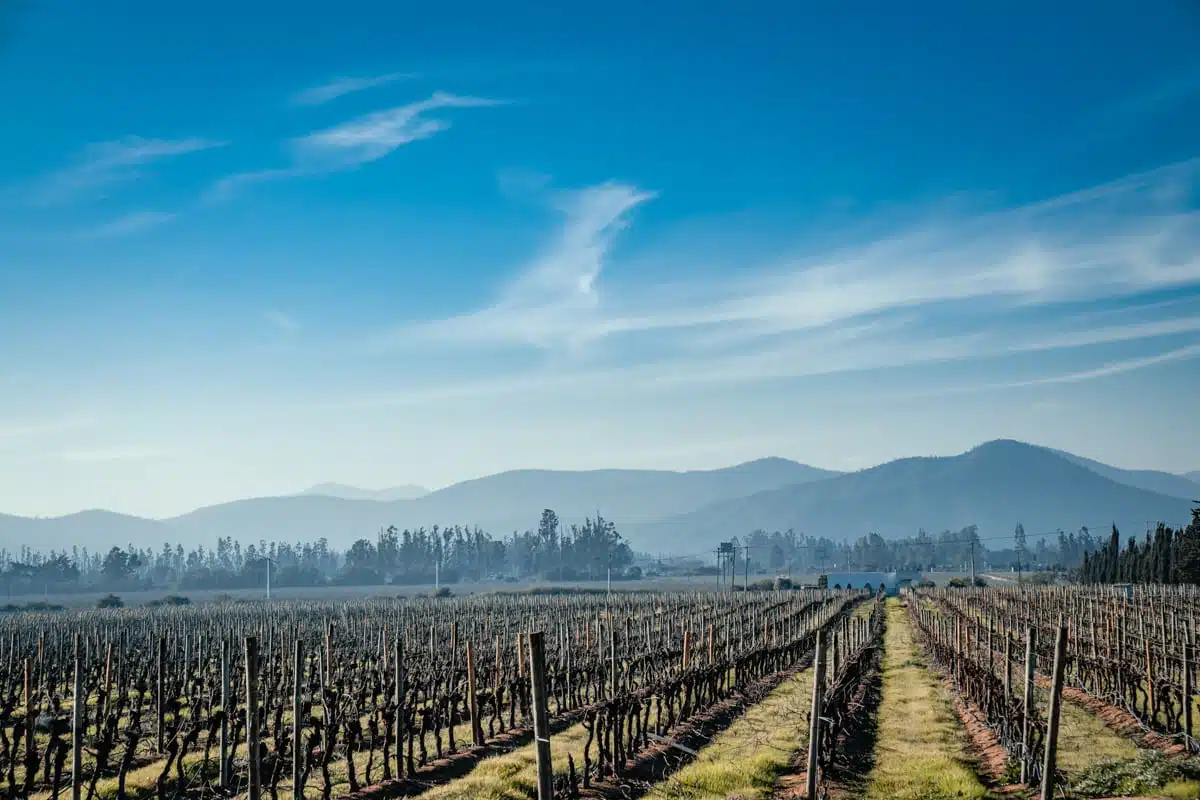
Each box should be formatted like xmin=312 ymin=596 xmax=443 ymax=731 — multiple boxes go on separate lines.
xmin=32 ymin=136 xmax=227 ymax=205
xmin=265 ymin=310 xmax=301 ymax=334
xmin=356 ymin=159 xmax=1200 ymax=405
xmin=396 ymin=181 xmax=656 ymax=351
xmin=997 ymin=343 xmax=1200 ymax=388
xmin=333 ymin=313 xmax=1200 ymax=412
xmin=389 ymin=160 xmax=1200 ymax=351
xmin=203 ymin=168 xmax=301 ymax=204
xmin=290 ymin=72 xmax=416 ymax=106
xmin=60 ymin=445 xmax=163 ymax=463
xmin=207 ymin=92 xmax=500 ymax=200
xmin=92 ymin=210 xmax=176 ymax=237
xmin=904 ymin=342 xmax=1200 ymax=399
xmin=0 ymin=414 xmax=98 ymax=441
xmin=293 ymin=91 xmax=501 ymax=168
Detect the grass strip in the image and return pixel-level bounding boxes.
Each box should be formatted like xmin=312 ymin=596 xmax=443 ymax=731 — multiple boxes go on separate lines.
xmin=863 ymin=598 xmax=990 ymax=800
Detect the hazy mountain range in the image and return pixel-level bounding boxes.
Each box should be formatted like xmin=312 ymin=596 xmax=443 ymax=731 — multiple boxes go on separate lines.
xmin=1 ymin=440 xmax=1195 ymax=555
xmin=299 ymin=483 xmax=430 ymax=502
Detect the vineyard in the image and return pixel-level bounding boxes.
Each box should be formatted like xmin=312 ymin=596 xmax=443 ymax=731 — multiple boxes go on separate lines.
xmin=910 ymin=584 xmax=1200 ymax=798
xmin=3 ymin=585 xmax=1200 ymax=800
xmin=0 ymin=589 xmax=890 ymax=800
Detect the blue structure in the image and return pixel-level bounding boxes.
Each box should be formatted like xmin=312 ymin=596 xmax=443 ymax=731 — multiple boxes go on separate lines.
xmin=822 ymin=571 xmax=921 ymax=597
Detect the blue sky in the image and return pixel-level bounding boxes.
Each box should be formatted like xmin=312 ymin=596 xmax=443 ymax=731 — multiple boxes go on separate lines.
xmin=2 ymin=0 xmax=1199 ymax=518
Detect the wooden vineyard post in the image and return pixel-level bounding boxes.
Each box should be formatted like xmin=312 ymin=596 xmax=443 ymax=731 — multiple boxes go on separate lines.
xmin=1004 ymin=633 xmax=1012 ymax=700
xmin=467 ymin=641 xmax=484 ymax=746
xmin=156 ymin=636 xmax=166 ymax=754
xmin=292 ymin=640 xmax=303 ymax=800
xmin=1020 ymin=627 xmax=1037 ymax=785
xmin=528 ymin=632 xmax=553 ymax=800
xmin=220 ymin=639 xmax=231 ymax=790
xmin=246 ymin=636 xmax=261 ymax=800
xmin=72 ymin=634 xmax=83 ymax=800
xmin=1185 ymin=628 xmax=1194 ymax=748
xmin=395 ymin=637 xmax=405 ymax=779
xmin=610 ymin=622 xmax=618 ymax=697
xmin=24 ymin=658 xmax=34 ymax=796
xmin=102 ymin=642 xmax=113 ymax=721
xmin=806 ymin=629 xmax=827 ymax=800
xmin=1040 ymin=624 xmax=1068 ymax=800
xmin=324 ymin=620 xmax=332 ymax=685
xmin=988 ymin=624 xmax=994 ymax=674
xmin=1146 ymin=636 xmax=1156 ymax=719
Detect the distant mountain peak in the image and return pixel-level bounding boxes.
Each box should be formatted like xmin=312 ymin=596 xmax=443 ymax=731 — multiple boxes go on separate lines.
xmin=640 ymin=438 xmax=1194 ymax=551
xmin=970 ymin=438 xmax=1038 ymax=452
xmin=299 ymin=483 xmax=429 ymax=502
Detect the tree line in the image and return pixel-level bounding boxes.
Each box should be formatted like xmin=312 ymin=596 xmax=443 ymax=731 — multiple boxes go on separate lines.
xmin=733 ymin=514 xmax=1199 ymax=578
xmin=3 ymin=505 xmax=1195 ymax=597
xmin=0 ymin=510 xmax=635 ymax=596
xmin=733 ymin=524 xmax=1069 ymax=573
xmin=1077 ymin=508 xmax=1200 ymax=584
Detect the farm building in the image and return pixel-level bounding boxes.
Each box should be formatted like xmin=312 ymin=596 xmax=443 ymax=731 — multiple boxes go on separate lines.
xmin=821 ymin=571 xmax=922 ymax=596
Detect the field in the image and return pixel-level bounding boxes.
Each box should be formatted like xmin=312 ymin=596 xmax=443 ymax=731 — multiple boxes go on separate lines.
xmin=3 ymin=585 xmax=1200 ymax=800
xmin=2 ymin=576 xmax=735 ymax=610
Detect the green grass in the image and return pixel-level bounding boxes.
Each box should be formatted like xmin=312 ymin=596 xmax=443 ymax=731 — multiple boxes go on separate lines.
xmin=1070 ymin=749 xmax=1200 ymax=798
xmin=646 ymin=668 xmax=816 ymax=800
xmin=1043 ymin=688 xmax=1138 ymax=775
xmin=415 ymin=720 xmax=593 ymax=800
xmin=863 ymin=598 xmax=991 ymax=800
xmin=29 ymin=712 xmax=500 ymax=800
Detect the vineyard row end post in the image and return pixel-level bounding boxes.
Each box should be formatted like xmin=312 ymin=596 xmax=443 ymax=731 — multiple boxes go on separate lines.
xmin=220 ymin=639 xmax=231 ymax=791
xmin=292 ymin=639 xmax=303 ymax=800
xmin=395 ymin=637 xmax=405 ymax=779
xmin=156 ymin=636 xmax=166 ymax=755
xmin=1020 ymin=627 xmax=1037 ymax=786
xmin=72 ymin=633 xmax=82 ymax=800
xmin=806 ymin=628 xmax=827 ymax=800
xmin=528 ymin=631 xmax=553 ymax=800
xmin=1040 ymin=624 xmax=1068 ymax=800
xmin=246 ymin=635 xmax=261 ymax=800
xmin=467 ymin=641 xmax=484 ymax=747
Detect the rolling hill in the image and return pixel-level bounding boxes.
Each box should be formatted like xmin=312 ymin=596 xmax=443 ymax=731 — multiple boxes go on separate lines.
xmin=1047 ymin=447 xmax=1200 ymax=500
xmin=0 ymin=510 xmax=170 ymax=555
xmin=637 ymin=440 xmax=1195 ymax=552
xmin=0 ymin=442 xmax=1194 ymax=555
xmin=163 ymin=457 xmax=839 ymax=547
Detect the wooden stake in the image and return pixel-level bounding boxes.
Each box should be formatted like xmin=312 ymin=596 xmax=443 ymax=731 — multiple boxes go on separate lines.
xmin=806 ymin=629 xmax=827 ymax=800
xmin=293 ymin=640 xmax=303 ymax=800
xmin=1020 ymin=628 xmax=1037 ymax=786
xmin=246 ymin=636 xmax=261 ymax=800
xmin=1040 ymin=624 xmax=1068 ymax=800
xmin=528 ymin=632 xmax=553 ymax=800
xmin=71 ymin=635 xmax=82 ymax=800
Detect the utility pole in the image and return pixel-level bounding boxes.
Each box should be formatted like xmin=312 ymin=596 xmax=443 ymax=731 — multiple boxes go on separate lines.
xmin=253 ymin=556 xmax=277 ymax=600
